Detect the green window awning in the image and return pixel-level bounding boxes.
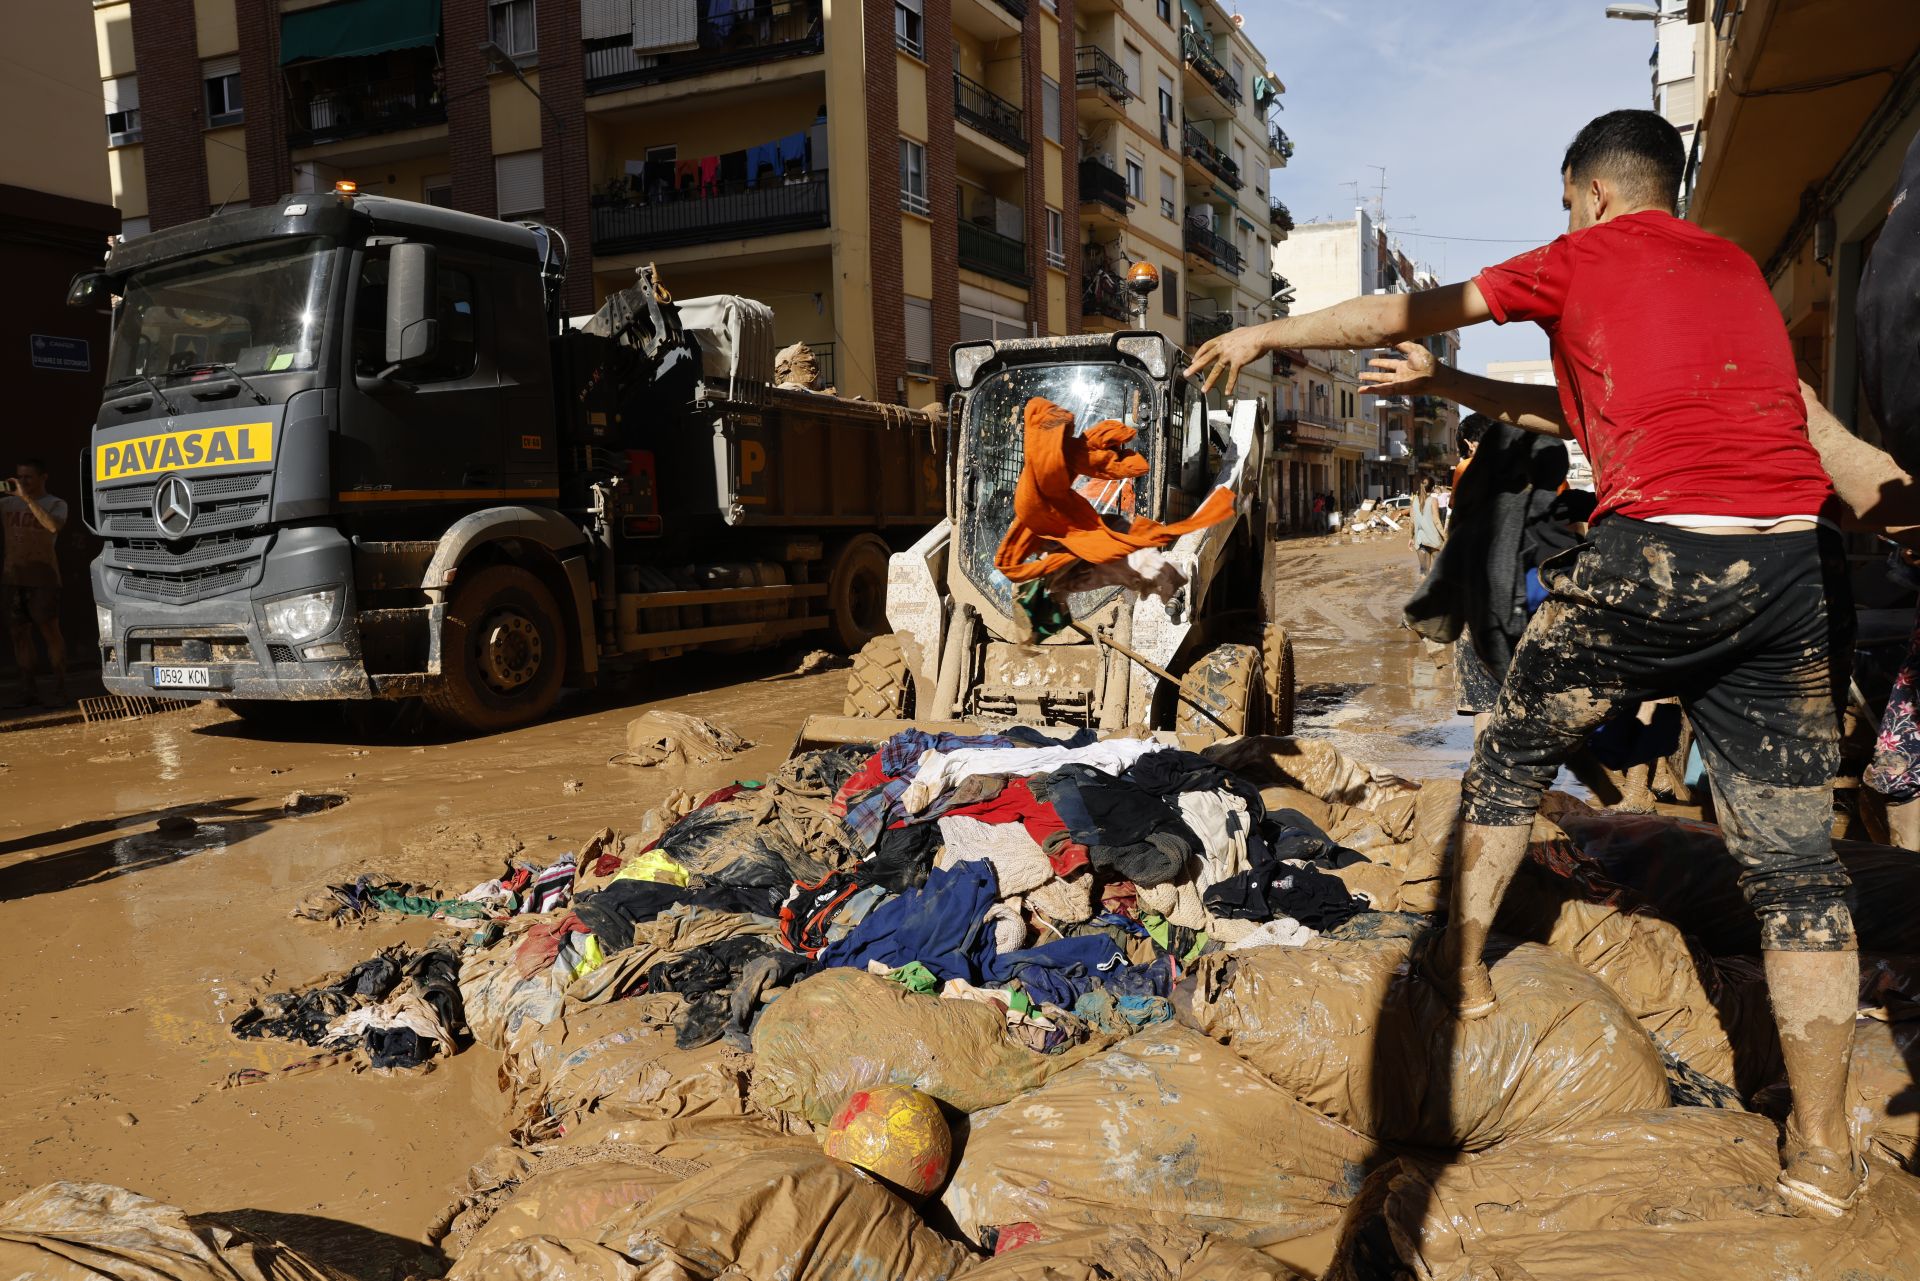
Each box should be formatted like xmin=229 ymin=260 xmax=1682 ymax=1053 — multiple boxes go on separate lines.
xmin=281 ymin=0 xmax=442 ymax=65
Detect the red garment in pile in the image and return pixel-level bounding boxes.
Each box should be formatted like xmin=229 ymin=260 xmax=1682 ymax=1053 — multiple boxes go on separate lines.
xmin=941 ymin=778 xmax=1088 ymax=875
xmin=993 ymin=397 xmax=1237 ymax=583
xmin=514 ymin=911 xmax=590 ymax=978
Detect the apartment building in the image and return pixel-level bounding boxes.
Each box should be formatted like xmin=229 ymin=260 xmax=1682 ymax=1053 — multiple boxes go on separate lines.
xmin=92 ymin=0 xmax=1288 ymax=408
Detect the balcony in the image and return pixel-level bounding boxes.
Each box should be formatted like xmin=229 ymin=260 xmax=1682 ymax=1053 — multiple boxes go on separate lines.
xmin=1187 ymin=311 xmax=1234 ymax=348
xmin=1181 ymin=29 xmax=1242 ymax=108
xmin=959 ymin=220 xmax=1029 ymax=286
xmin=1074 ymin=46 xmax=1133 ymax=121
xmin=993 ymin=0 xmax=1028 ymax=15
xmin=1183 ymin=222 xmax=1244 ymax=276
xmin=1413 ymin=395 xmax=1449 ymax=420
xmin=954 ymin=73 xmax=1026 ymax=153
xmin=1181 ymin=123 xmax=1243 ymax=191
xmin=1083 ymin=271 xmax=1128 ymax=324
xmin=1275 ymin=412 xmax=1343 ymax=450
xmin=287 ymin=59 xmax=444 ymax=149
xmin=1078 ymin=158 xmax=1128 ymax=217
xmin=1269 ymin=197 xmax=1294 ymax=236
xmin=584 ymin=0 xmax=823 ymax=95
xmin=592 ymin=172 xmax=829 ymax=254
xmin=1267 ymin=123 xmax=1294 ymax=165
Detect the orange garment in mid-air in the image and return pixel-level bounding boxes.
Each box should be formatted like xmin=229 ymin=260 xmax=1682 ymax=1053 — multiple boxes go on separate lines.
xmin=993 ymin=396 xmax=1237 ymax=583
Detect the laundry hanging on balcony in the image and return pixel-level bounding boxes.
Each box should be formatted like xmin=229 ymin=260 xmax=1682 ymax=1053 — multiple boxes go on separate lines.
xmin=279 ymin=0 xmax=440 ymax=64
xmin=1253 ymin=76 xmax=1279 ymax=111
xmin=635 ymin=0 xmax=700 ymax=55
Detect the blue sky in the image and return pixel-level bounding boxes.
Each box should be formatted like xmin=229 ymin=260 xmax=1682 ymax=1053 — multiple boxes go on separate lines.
xmin=1238 ymin=0 xmax=1659 ymax=373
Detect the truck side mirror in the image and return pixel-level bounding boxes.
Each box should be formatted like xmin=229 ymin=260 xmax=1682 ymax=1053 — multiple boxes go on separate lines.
xmin=66 ymin=271 xmax=107 ymax=310
xmin=385 ymin=242 xmax=440 ymax=366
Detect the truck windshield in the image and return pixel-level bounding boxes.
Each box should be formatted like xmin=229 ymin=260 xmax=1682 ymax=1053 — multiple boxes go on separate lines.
xmin=960 ymin=362 xmax=1157 ymax=614
xmin=107 ymin=238 xmax=333 ymax=389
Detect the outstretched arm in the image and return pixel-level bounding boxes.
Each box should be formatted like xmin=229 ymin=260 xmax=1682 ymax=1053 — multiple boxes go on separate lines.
xmin=1183 ymin=280 xmax=1493 ymax=395
xmin=1802 ymin=380 xmax=1920 ymax=533
xmin=1360 ymin=344 xmax=1570 ymax=439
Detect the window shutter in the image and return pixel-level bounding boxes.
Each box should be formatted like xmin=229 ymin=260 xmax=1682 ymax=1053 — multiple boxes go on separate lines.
xmin=581 ymin=0 xmax=632 ymax=39
xmin=105 ymin=74 xmax=139 ymax=114
xmin=904 ymin=297 xmax=933 ymax=367
xmin=495 ymin=150 xmax=545 ymax=217
xmin=204 ymin=55 xmax=240 ymax=81
xmin=1041 ymin=75 xmax=1060 ymax=143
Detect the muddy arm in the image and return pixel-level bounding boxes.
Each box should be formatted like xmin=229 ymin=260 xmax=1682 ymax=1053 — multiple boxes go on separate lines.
xmin=1802 ymin=381 xmax=1920 ymax=534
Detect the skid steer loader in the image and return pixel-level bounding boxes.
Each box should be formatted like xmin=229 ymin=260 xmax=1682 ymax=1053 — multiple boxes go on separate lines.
xmin=802 ymin=266 xmax=1293 ymax=751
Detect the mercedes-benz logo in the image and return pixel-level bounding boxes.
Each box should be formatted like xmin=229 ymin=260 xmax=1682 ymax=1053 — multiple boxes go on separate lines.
xmin=154 ymin=474 xmax=195 ymax=538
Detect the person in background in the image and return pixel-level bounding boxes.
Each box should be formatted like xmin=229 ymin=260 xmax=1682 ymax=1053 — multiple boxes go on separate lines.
xmin=2 ymin=458 xmax=70 ymax=707
xmin=1409 ymin=477 xmax=1443 ymax=574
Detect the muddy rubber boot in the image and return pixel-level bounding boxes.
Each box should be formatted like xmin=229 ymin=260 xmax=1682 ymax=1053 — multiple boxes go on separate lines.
xmin=1766 ymin=947 xmax=1865 ymax=1217
xmin=1429 ymin=821 xmax=1533 ymax=1019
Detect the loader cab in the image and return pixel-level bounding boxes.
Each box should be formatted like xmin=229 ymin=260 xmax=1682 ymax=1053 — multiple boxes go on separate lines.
xmin=947 ymin=331 xmax=1213 ymax=627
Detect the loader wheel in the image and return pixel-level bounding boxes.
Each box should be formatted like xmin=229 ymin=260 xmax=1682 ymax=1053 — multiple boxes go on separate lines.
xmin=425 ymin=564 xmax=565 ymax=734
xmin=1175 ymin=642 xmax=1263 ymax=744
xmin=843 ymin=633 xmax=915 ymax=719
xmin=825 ymin=534 xmax=892 ymax=653
xmin=1261 ymin=623 xmax=1296 ymax=736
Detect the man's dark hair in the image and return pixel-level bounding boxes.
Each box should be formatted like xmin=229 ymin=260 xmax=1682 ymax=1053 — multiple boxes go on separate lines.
xmin=16 ymin=457 xmax=46 ymax=475
xmin=1562 ymin=109 xmax=1686 ymax=212
xmin=1459 ymin=413 xmax=1494 ymax=452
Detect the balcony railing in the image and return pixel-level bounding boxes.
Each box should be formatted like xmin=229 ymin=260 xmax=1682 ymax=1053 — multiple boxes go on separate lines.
xmin=993 ymin=0 xmax=1028 ymax=17
xmin=1083 ymin=272 xmax=1128 ymax=322
xmin=1181 ymin=123 xmax=1243 ymax=190
xmin=288 ymin=74 xmax=444 ymax=148
xmin=1267 ymin=123 xmax=1294 ymax=161
xmin=592 ymin=172 xmax=829 ymax=254
xmin=1183 ymin=222 xmax=1244 ymax=275
xmin=955 ymin=72 xmax=1026 ymax=151
xmin=1269 ymin=198 xmax=1294 ymax=233
xmin=1275 ymin=412 xmax=1343 ymax=449
xmin=584 ymin=0 xmax=823 ymax=93
xmin=1074 ymin=46 xmax=1133 ymax=103
xmin=1181 ymin=28 xmax=1242 ymax=104
xmin=1187 ymin=311 xmax=1234 ymax=347
xmin=960 ymin=219 xmax=1029 ymax=285
xmin=1078 ymin=158 xmax=1128 ymax=215
xmin=1413 ymin=395 xmax=1448 ymax=420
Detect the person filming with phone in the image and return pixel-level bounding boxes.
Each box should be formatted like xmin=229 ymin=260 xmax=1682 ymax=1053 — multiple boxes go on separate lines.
xmin=2 ymin=458 xmax=69 ymax=707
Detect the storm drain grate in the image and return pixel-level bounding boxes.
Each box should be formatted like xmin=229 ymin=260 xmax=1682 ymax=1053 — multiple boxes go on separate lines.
xmin=78 ymin=694 xmax=197 ymax=724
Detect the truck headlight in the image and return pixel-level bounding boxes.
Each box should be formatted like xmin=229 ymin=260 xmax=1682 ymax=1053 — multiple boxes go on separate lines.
xmin=264 ymin=588 xmax=339 ymax=642
xmin=95 ymin=605 xmax=112 ymax=643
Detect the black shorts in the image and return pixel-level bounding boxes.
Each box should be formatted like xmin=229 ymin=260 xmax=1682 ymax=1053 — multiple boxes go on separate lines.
xmin=1463 ymin=517 xmax=1855 ymax=951
xmin=3 ymin=585 xmax=57 ymax=627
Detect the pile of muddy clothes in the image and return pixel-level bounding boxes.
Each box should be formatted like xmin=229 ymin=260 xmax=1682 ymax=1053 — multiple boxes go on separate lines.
xmin=11 ymin=732 xmax=1920 ymax=1281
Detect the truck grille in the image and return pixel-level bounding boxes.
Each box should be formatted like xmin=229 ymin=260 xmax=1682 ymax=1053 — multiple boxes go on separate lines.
xmin=96 ymin=471 xmax=271 ymax=538
xmin=109 ymin=530 xmax=270 ymax=605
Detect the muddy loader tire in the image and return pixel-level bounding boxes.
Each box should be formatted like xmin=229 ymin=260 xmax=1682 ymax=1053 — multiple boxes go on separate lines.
xmin=843 ymin=633 xmax=915 ymax=719
xmin=425 ymin=564 xmax=565 ymax=734
xmin=1262 ymin=623 xmax=1296 ymax=736
xmin=1176 ymin=642 xmax=1263 ymax=743
xmin=825 ymin=534 xmax=892 ymax=653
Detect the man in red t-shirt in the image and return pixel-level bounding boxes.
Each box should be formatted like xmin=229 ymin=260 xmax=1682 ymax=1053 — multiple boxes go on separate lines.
xmin=1188 ymin=110 xmax=1861 ymax=1216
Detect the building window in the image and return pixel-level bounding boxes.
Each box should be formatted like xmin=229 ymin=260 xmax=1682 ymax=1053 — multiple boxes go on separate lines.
xmin=1230 ymin=54 xmax=1244 ymax=95
xmin=895 ymin=0 xmax=923 ymax=57
xmin=1156 ymin=0 xmax=1172 ymax=23
xmin=1046 ymin=207 xmax=1065 ymax=269
xmin=1163 ymin=267 xmax=1178 ymax=317
xmin=1124 ymin=149 xmax=1144 ymax=201
xmin=425 ymin=173 xmax=454 ymax=208
xmin=489 ymin=0 xmax=537 ymax=59
xmin=905 ymin=297 xmax=933 ymax=375
xmin=1159 ymin=169 xmax=1176 ymax=220
xmin=1041 ymin=75 xmax=1061 ymax=144
xmin=203 ymin=57 xmax=243 ymax=127
xmin=105 ymin=74 xmax=141 ymax=146
xmin=899 ymin=138 xmax=929 ymax=215
xmin=1122 ymin=42 xmax=1143 ymax=98
xmin=495 ymin=149 xmax=545 ymax=220
xmin=1156 ymin=71 xmax=1175 ymax=122
xmin=118 ymin=215 xmax=150 ymax=241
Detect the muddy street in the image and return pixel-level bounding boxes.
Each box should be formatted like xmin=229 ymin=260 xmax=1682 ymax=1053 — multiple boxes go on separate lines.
xmin=0 ymin=532 xmax=1454 ymax=1277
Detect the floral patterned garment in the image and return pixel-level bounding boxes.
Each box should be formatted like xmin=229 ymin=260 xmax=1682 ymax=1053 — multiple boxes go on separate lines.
xmin=1866 ymin=622 xmax=1920 ymax=802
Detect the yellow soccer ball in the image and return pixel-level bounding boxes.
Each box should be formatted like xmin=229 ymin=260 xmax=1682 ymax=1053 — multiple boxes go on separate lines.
xmin=820 ymin=1084 xmax=952 ymax=1196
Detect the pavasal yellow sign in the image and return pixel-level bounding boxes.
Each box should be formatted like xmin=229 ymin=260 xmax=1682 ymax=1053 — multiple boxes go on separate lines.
xmin=96 ymin=423 xmax=273 ymax=481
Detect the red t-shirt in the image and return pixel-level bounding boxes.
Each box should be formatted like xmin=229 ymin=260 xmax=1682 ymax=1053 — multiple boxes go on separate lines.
xmin=1474 ymin=210 xmax=1834 ymax=523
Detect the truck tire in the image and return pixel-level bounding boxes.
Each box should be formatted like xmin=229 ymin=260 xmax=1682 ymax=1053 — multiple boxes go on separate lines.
xmin=1175 ymin=642 xmax=1263 ymax=744
xmin=825 ymin=534 xmax=892 ymax=653
xmin=843 ymin=633 xmax=915 ymax=718
xmin=425 ymin=563 xmax=565 ymax=734
xmin=1261 ymin=623 xmax=1296 ymax=736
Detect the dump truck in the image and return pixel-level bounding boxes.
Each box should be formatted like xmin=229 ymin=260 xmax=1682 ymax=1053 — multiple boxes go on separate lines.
xmin=805 ymin=266 xmax=1292 ymax=751
xmin=69 ymin=188 xmax=943 ymax=732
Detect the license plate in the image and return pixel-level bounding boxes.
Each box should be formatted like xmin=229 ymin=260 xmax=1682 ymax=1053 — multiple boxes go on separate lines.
xmin=152 ymin=665 xmax=212 ymax=689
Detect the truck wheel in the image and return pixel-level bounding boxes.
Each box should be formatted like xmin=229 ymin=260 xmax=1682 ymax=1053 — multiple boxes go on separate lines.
xmin=843 ymin=633 xmax=915 ymax=718
xmin=1261 ymin=623 xmax=1296 ymax=736
xmin=1175 ymin=642 xmax=1263 ymax=744
xmin=825 ymin=534 xmax=892 ymax=652
xmin=425 ymin=564 xmax=565 ymax=734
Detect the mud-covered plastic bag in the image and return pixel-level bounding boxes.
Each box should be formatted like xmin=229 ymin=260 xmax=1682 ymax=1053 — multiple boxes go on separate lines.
xmin=1203 ymin=736 xmax=1418 ymax=810
xmin=1850 ymin=1008 xmax=1920 ymax=1171
xmin=1181 ymin=937 xmax=1669 ymax=1151
xmin=1326 ymin=1108 xmax=1920 ymax=1281
xmin=962 ymin=1225 xmax=1307 ymax=1280
xmin=0 ymin=1182 xmax=353 ymax=1281
xmin=751 ymin=968 xmax=1117 ymax=1124
xmin=1555 ymin=809 xmax=1920 ymax=955
xmin=942 ymin=1024 xmax=1371 ymax=1248
xmin=445 ymin=1236 xmax=648 ymax=1281
xmin=610 ymin=710 xmax=749 ymax=768
xmin=595 ymin=1147 xmax=974 ymax=1280
xmin=444 ymin=1153 xmax=696 ymax=1277
xmin=515 ymin=1004 xmax=761 ymax=1142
